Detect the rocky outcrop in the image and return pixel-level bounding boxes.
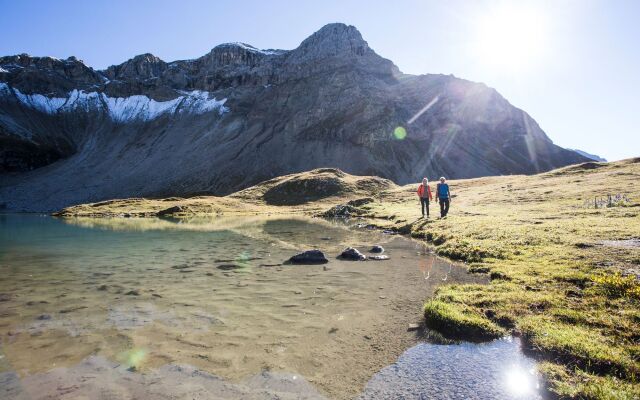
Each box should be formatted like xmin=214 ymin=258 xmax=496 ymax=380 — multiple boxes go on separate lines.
xmin=0 ymin=23 xmax=588 ymax=211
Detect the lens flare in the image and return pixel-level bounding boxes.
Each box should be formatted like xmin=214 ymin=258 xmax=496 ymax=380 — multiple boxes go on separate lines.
xmin=393 ymin=126 xmax=407 ymax=140
xmin=474 ymin=3 xmax=549 ymax=73
xmin=408 ymin=96 xmax=439 ymax=125
xmin=120 ymin=348 xmax=147 ymax=371
xmin=504 ymin=366 xmax=538 ymax=397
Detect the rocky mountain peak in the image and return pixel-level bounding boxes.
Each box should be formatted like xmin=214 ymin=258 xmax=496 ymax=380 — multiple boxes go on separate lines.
xmin=0 ymin=53 xmax=104 ymax=94
xmin=204 ymin=42 xmax=281 ymax=69
xmin=294 ymin=23 xmax=369 ymax=59
xmin=104 ymin=53 xmax=167 ymax=81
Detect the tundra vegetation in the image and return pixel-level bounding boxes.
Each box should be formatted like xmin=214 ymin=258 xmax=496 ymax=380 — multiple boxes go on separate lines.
xmin=57 ymin=159 xmax=640 ymax=399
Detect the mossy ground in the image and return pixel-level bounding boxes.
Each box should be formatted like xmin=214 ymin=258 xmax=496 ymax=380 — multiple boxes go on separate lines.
xmin=55 ymin=159 xmax=640 ymax=399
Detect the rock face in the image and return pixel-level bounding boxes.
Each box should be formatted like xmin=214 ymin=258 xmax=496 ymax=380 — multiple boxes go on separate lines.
xmin=0 ymin=23 xmax=588 ymax=211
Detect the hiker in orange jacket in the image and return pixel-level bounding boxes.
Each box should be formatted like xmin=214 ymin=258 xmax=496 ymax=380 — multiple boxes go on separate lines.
xmin=417 ymin=178 xmax=433 ymax=217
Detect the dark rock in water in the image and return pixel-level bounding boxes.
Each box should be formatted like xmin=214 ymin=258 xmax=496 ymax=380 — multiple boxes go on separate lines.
xmin=347 ymin=197 xmax=374 ymax=207
xmin=125 ymin=290 xmax=140 ymax=296
xmin=157 ymin=205 xmax=185 ymax=216
xmin=152 ymin=293 xmax=163 ymax=298
xmin=37 ymin=314 xmax=51 ymax=320
xmin=369 ymin=255 xmax=389 ymax=261
xmin=217 ymin=263 xmax=246 ymax=271
xmin=0 ymin=293 xmax=11 ymax=302
xmin=322 ymin=204 xmax=361 ymax=218
xmin=370 ymin=245 xmax=384 ymax=253
xmin=97 ymin=284 xmax=108 ymax=291
xmin=288 ymin=250 xmax=329 ymax=265
xmin=339 ymin=247 xmax=366 ymax=261
xmin=59 ymin=306 xmax=88 ymax=313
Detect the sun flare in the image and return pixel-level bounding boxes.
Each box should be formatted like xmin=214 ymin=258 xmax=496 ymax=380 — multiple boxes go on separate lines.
xmin=474 ymin=4 xmax=548 ymax=72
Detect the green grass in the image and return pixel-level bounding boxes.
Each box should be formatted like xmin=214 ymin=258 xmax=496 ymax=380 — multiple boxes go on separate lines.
xmin=540 ymin=362 xmax=640 ymax=400
xmin=520 ymin=316 xmax=637 ymax=377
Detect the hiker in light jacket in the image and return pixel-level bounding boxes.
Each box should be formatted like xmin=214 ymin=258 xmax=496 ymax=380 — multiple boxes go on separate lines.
xmin=417 ymin=178 xmax=433 ymax=217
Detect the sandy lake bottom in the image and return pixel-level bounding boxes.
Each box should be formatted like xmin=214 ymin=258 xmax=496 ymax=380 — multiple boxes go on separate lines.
xmin=0 ymin=214 xmax=542 ymax=399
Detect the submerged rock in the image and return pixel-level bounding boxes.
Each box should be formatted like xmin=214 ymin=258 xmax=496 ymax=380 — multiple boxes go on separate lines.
xmin=339 ymin=247 xmax=366 ymax=261
xmin=217 ymin=263 xmax=247 ymax=271
xmin=288 ymin=250 xmax=329 ymax=265
xmin=407 ymin=323 xmax=420 ymax=331
xmin=322 ymin=204 xmax=359 ymax=218
xmin=370 ymin=245 xmax=384 ymax=253
xmin=157 ymin=205 xmax=184 ymax=216
xmin=369 ymin=255 xmax=389 ymax=261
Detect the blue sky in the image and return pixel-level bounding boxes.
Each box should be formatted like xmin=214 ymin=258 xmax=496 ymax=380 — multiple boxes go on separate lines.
xmin=1 ymin=0 xmax=638 ymax=161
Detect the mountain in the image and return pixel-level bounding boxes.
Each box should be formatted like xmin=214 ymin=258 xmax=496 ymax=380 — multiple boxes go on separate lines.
xmin=0 ymin=23 xmax=587 ymax=212
xmin=569 ymin=149 xmax=607 ymax=162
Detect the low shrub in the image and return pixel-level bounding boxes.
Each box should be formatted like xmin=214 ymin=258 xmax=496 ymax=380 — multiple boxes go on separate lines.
xmin=592 ymin=272 xmax=640 ymax=300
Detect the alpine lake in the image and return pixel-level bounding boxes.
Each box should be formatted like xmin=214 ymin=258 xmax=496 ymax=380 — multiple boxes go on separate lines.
xmin=0 ymin=214 xmax=543 ymax=399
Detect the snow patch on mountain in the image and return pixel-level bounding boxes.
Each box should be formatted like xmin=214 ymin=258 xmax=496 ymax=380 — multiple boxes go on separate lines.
xmin=226 ymin=42 xmax=284 ymax=56
xmin=0 ymin=82 xmax=228 ymax=122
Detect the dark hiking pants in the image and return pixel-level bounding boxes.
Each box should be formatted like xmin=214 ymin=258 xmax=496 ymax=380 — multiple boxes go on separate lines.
xmin=420 ymin=197 xmax=430 ymax=216
xmin=439 ymin=198 xmax=450 ymax=217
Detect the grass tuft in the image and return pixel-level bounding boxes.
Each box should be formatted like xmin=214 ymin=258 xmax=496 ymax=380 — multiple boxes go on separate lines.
xmin=591 ymin=272 xmax=640 ymax=300
xmin=423 ymin=299 xmax=505 ymax=340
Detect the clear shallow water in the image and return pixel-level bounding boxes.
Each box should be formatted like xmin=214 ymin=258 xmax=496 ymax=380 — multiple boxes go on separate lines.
xmin=360 ymin=337 xmax=543 ymax=400
xmin=0 ymin=214 xmax=540 ymax=399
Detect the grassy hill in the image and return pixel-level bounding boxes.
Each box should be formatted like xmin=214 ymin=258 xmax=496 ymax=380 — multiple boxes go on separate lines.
xmin=55 ymin=159 xmax=640 ymax=399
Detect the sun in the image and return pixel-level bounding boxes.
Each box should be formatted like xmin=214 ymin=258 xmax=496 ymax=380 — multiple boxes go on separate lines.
xmin=474 ymin=4 xmax=548 ymax=73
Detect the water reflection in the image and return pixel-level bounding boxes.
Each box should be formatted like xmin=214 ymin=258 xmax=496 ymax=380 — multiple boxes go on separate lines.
xmin=360 ymin=337 xmax=542 ymax=400
xmin=505 ymin=365 xmax=540 ymax=398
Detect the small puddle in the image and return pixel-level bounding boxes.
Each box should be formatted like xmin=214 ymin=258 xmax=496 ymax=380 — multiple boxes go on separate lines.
xmin=360 ymin=337 xmax=542 ymax=400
